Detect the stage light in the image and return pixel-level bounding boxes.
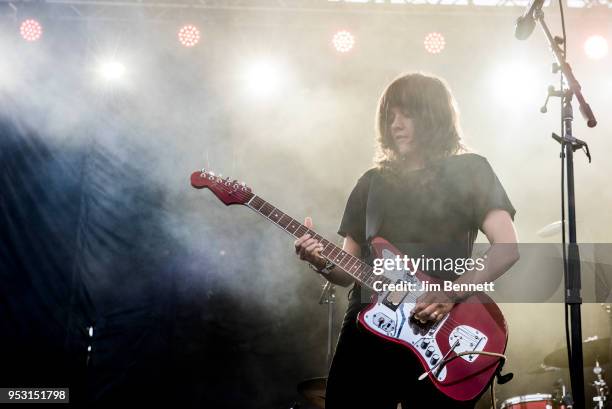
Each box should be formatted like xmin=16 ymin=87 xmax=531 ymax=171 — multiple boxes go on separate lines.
xmin=424 ymin=32 xmax=445 ymax=54
xmin=332 ymin=30 xmax=355 ymax=53
xmin=243 ymin=60 xmax=285 ymax=98
xmin=584 ymin=35 xmax=608 ymax=60
xmin=178 ymin=24 xmax=201 ymax=47
xmin=97 ymin=60 xmax=126 ymax=81
xmin=20 ymin=19 xmax=43 ymax=42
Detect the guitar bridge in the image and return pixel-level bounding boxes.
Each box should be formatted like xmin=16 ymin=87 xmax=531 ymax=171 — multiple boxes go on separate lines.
xmin=449 ymin=325 xmax=488 ymax=362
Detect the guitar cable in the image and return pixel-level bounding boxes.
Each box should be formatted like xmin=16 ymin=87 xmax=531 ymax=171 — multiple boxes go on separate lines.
xmin=417 ymin=351 xmax=508 ymax=409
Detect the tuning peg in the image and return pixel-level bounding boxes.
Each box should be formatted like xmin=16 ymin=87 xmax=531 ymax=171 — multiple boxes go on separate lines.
xmin=209 ymin=171 xmax=215 ymax=176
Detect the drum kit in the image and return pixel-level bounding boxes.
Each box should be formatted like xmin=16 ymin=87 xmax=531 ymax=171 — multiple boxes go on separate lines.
xmin=499 ymin=337 xmax=610 ymax=409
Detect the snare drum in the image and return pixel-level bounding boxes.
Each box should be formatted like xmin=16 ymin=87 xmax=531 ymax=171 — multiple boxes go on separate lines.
xmin=500 ymin=393 xmax=561 ymax=409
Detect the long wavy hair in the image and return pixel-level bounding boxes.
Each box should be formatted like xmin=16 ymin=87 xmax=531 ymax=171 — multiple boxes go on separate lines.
xmin=375 ymin=73 xmax=467 ymax=174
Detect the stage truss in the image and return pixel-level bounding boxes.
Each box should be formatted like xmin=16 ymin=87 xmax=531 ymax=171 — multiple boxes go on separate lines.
xmin=0 ymin=0 xmax=610 ymax=23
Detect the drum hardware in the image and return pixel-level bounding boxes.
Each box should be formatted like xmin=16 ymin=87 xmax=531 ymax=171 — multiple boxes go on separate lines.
xmin=318 ymin=281 xmax=336 ymax=370
xmin=555 ymin=379 xmax=573 ymax=409
xmin=591 ymin=360 xmax=608 ymax=409
xmin=293 ymin=281 xmax=336 ymax=409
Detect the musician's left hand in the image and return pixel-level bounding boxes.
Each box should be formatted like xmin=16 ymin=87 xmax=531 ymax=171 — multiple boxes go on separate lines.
xmin=411 ymin=292 xmax=455 ymax=323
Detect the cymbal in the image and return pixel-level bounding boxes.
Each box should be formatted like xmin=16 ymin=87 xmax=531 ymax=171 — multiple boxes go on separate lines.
xmin=544 ymin=337 xmax=610 ymax=367
xmin=527 ymin=363 xmax=562 ymax=374
xmin=297 ymin=377 xmax=326 ymax=409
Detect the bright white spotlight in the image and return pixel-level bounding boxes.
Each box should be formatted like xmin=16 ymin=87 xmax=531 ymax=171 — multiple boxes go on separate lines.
xmin=98 ymin=60 xmax=126 ymax=81
xmin=178 ymin=24 xmax=201 ymax=47
xmin=584 ymin=35 xmax=608 ymax=60
xmin=424 ymin=32 xmax=445 ymax=54
xmin=244 ymin=60 xmax=285 ymax=98
xmin=20 ymin=19 xmax=43 ymax=42
xmin=332 ymin=30 xmax=355 ymax=53
xmin=489 ymin=61 xmax=540 ymax=106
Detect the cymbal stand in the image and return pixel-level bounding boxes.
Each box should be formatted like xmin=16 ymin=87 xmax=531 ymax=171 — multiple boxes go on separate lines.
xmin=318 ymin=281 xmax=336 ymax=370
xmin=592 ymin=361 xmax=608 ymax=409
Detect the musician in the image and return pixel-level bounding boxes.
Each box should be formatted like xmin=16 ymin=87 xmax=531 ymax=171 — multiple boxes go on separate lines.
xmin=294 ymin=72 xmax=519 ymax=408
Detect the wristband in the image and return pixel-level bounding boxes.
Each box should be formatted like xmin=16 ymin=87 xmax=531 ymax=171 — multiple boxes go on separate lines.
xmin=308 ymin=259 xmax=336 ymax=275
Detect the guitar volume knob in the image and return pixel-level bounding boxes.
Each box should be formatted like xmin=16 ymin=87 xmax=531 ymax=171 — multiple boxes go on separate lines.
xmin=425 ymin=346 xmax=434 ymax=357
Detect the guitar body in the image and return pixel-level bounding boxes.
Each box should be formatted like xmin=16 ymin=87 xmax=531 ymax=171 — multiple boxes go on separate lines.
xmin=357 ymin=237 xmax=508 ymax=401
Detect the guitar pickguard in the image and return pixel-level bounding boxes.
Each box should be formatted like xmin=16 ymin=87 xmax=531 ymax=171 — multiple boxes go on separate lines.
xmin=362 ymin=248 xmax=451 ymax=380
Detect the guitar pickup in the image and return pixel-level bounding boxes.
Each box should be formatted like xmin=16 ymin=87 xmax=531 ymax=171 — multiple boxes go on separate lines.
xmin=382 ymin=280 xmax=409 ymax=311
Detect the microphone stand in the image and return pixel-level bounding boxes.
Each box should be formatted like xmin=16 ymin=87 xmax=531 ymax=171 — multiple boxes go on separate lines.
xmin=318 ymin=281 xmax=336 ymax=370
xmin=533 ymin=8 xmax=596 ymax=409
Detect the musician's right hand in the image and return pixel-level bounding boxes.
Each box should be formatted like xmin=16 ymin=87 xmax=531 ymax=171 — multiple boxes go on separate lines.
xmin=293 ymin=217 xmax=325 ymax=269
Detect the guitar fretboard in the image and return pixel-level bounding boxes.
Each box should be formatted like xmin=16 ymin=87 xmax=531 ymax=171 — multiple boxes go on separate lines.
xmin=245 ymin=194 xmax=392 ymax=290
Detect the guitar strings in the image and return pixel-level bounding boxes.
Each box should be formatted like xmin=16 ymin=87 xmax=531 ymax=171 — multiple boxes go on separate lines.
xmin=213 ymin=182 xmax=487 ymax=344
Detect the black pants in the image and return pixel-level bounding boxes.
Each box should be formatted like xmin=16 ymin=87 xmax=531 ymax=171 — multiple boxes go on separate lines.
xmin=326 ymin=306 xmax=479 ymax=409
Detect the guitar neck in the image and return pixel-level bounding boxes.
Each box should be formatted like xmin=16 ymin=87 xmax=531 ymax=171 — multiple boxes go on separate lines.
xmin=245 ymin=194 xmax=385 ymax=290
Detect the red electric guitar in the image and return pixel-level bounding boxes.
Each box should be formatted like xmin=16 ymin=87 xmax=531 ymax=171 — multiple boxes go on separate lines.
xmin=190 ymin=169 xmax=508 ymax=401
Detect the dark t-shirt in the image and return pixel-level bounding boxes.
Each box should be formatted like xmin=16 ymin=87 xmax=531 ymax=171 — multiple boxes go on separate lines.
xmin=338 ymin=153 xmax=516 ymax=312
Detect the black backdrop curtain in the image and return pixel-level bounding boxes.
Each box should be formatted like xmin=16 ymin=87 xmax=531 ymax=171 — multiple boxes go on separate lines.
xmin=0 ymin=102 xmax=324 ymax=408
xmin=0 ymin=108 xmax=176 ymax=405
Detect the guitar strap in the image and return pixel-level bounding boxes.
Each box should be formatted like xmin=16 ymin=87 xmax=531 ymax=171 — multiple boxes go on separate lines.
xmin=364 ymin=168 xmax=385 ymax=259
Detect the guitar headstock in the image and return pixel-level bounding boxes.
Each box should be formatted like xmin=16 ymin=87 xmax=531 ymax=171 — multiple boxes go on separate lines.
xmin=191 ymin=169 xmax=253 ymax=206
